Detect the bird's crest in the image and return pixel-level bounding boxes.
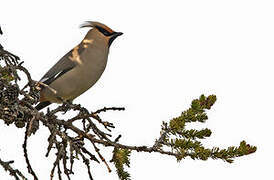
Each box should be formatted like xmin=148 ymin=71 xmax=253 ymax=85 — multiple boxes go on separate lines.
xmin=80 ymin=21 xmax=114 ymax=34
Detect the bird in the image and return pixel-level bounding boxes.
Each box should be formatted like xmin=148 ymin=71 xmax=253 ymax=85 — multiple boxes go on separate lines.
xmin=35 ymin=21 xmax=123 ymax=110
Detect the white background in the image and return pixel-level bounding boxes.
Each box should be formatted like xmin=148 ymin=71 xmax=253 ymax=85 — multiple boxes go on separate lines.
xmin=0 ymin=0 xmax=273 ymax=179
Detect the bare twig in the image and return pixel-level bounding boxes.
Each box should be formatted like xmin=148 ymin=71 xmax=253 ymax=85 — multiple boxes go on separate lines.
xmin=91 ymin=141 xmax=112 ymax=173
xmin=0 ymin=158 xmax=27 ymax=180
xmin=50 ymin=143 xmax=64 ymax=180
xmin=23 ymin=121 xmax=38 ymax=180
xmin=93 ymin=107 xmax=125 ymax=114
xmin=79 ymin=153 xmax=93 ymax=180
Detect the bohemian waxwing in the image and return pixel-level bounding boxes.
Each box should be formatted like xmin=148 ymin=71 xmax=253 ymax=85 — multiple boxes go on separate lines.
xmin=35 ymin=21 xmax=123 ymax=110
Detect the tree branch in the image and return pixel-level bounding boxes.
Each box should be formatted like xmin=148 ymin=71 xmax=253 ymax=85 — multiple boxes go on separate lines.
xmin=0 ymin=34 xmax=256 ymax=180
xmin=0 ymin=157 xmax=27 ymax=180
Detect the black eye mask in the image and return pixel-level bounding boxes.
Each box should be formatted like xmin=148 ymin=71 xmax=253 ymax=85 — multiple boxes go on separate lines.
xmin=95 ymin=26 xmax=113 ymax=36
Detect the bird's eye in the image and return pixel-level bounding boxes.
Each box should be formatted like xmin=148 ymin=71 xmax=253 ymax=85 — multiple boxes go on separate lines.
xmin=95 ymin=26 xmax=112 ymax=36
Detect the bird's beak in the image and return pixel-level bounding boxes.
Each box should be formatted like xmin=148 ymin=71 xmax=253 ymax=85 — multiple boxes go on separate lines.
xmin=108 ymin=32 xmax=123 ymax=47
xmin=114 ymin=32 xmax=123 ymax=37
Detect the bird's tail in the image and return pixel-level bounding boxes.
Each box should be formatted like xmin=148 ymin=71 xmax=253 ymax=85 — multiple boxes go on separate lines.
xmin=35 ymin=101 xmax=51 ymax=110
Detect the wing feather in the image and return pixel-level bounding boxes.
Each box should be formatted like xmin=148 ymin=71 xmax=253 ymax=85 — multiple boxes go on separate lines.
xmin=39 ymin=46 xmax=84 ymax=85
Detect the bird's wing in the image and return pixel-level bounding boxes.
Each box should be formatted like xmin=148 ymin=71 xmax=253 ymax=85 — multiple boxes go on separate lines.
xmin=39 ymin=41 xmax=88 ymax=85
xmin=39 ymin=51 xmax=76 ymax=85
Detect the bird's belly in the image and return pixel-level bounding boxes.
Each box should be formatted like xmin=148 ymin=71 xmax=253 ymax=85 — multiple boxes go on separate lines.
xmin=45 ymin=59 xmax=107 ymax=102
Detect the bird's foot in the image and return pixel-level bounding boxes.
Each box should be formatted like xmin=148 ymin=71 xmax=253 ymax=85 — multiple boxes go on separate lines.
xmin=57 ymin=97 xmax=73 ymax=114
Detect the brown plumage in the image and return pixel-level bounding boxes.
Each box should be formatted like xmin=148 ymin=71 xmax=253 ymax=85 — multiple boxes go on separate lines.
xmin=35 ymin=21 xmax=123 ymax=110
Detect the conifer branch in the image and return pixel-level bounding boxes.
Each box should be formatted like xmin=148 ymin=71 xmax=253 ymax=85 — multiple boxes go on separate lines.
xmin=0 ymin=34 xmax=256 ymax=180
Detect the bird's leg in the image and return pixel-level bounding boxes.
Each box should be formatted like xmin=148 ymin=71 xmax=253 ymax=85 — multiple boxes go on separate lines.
xmin=58 ymin=98 xmax=73 ymax=114
xmin=64 ymin=99 xmax=73 ymax=107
